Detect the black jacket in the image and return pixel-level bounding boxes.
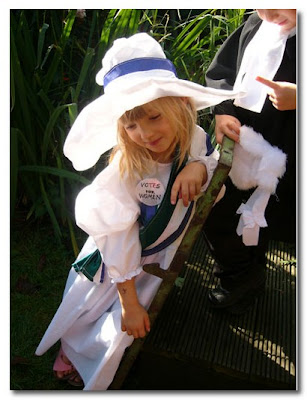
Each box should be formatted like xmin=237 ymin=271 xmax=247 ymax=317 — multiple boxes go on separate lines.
xmin=205 ymin=12 xmax=296 ymax=241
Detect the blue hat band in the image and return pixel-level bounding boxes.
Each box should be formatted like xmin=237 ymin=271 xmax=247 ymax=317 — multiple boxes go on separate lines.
xmin=103 ymin=57 xmax=177 ymax=88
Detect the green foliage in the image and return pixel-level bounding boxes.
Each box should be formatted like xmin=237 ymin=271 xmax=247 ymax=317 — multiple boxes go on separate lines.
xmin=11 ymin=9 xmax=246 ymax=251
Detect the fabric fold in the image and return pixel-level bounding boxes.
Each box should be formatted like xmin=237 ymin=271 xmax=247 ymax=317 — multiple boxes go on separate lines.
xmin=236 ymin=187 xmax=270 ymax=246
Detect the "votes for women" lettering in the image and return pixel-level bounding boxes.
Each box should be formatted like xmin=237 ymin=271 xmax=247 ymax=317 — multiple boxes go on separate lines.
xmin=136 ymin=178 xmax=165 ymax=206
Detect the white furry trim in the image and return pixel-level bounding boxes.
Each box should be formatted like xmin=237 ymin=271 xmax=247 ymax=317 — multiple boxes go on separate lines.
xmin=229 ymin=125 xmax=287 ymax=193
xmin=229 ymin=126 xmax=287 ymax=246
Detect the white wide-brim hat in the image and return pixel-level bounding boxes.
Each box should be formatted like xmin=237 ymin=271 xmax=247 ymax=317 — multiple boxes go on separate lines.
xmin=64 ymin=32 xmax=244 ymax=171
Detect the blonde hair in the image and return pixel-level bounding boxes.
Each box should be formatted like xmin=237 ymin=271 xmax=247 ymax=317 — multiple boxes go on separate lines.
xmin=110 ymin=96 xmax=197 ymax=180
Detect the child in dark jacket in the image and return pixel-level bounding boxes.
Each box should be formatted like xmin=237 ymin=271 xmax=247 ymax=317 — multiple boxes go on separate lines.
xmin=203 ymin=9 xmax=296 ymax=313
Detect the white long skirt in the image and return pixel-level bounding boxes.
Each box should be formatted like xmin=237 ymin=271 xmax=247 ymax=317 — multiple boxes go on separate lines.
xmin=35 ymin=234 xmax=182 ymax=390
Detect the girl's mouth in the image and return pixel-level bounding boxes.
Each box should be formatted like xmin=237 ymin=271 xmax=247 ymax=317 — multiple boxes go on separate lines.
xmin=147 ymin=138 xmax=161 ymax=147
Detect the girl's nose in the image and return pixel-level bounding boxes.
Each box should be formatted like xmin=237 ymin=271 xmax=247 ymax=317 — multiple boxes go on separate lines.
xmin=139 ymin=125 xmax=154 ymax=141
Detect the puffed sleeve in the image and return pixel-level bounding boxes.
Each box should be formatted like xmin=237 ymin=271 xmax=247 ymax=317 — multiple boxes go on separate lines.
xmin=75 ymin=153 xmax=142 ymax=283
xmin=188 ymin=125 xmax=219 ymax=191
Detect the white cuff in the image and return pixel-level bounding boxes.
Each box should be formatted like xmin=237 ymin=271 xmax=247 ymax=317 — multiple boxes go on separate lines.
xmin=110 ymin=265 xmax=143 ymax=283
xmin=236 ymin=187 xmax=270 ymax=246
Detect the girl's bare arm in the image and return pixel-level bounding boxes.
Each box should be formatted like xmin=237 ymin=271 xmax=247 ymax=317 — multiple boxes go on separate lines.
xmin=117 ymin=278 xmax=150 ymax=339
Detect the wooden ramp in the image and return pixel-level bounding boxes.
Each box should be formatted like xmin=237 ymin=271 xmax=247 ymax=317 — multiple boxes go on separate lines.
xmin=119 ymin=236 xmax=296 ymax=390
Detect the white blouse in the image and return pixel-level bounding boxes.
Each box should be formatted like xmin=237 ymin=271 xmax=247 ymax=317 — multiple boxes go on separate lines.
xmin=75 ymin=125 xmax=219 ymax=283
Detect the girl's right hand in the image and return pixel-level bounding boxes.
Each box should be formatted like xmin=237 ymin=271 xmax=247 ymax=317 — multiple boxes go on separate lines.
xmin=215 ymin=114 xmax=241 ymax=144
xmin=171 ymin=161 xmax=207 ymax=207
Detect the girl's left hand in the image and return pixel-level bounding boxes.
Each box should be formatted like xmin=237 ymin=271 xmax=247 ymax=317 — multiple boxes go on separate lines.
xmin=121 ymin=303 xmax=150 ymax=339
xmin=171 ymin=162 xmax=207 ymax=207
xmin=117 ymin=278 xmax=150 ymax=339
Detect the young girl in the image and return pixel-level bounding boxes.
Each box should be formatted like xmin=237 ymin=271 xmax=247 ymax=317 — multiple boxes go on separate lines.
xmin=35 ymin=32 xmax=240 ymax=390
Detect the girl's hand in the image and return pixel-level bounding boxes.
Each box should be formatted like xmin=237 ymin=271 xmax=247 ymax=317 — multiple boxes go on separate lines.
xmin=117 ymin=278 xmax=150 ymax=339
xmin=171 ymin=161 xmax=208 ymax=207
xmin=256 ymin=76 xmax=297 ymax=111
xmin=215 ymin=114 xmax=241 ymax=144
xmin=121 ymin=303 xmax=150 ymax=339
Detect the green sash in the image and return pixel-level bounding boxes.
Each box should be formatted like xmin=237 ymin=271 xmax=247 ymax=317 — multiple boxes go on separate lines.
xmin=72 ymin=153 xmax=187 ymax=281
xmin=139 ymin=153 xmax=187 ymax=249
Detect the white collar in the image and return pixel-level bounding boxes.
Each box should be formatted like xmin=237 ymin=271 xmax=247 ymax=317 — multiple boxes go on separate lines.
xmin=233 ymin=21 xmax=294 ymax=113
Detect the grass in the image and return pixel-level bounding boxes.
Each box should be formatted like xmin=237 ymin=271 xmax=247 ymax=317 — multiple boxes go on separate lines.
xmin=10 ymin=215 xmax=86 ymax=390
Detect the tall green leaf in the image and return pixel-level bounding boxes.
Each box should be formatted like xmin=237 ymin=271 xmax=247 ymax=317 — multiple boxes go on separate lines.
xmin=36 ymin=22 xmax=50 ymax=69
xmin=39 ymin=176 xmax=62 ymax=239
xmin=19 ymin=165 xmax=90 ymax=185
xmin=42 ymin=10 xmax=76 ymax=93
xmin=41 ymin=104 xmax=74 ymax=165
xmin=73 ymin=47 xmax=95 ymax=103
xmin=11 ymin=129 xmax=19 ymax=216
xmin=10 ymin=27 xmax=33 ymax=141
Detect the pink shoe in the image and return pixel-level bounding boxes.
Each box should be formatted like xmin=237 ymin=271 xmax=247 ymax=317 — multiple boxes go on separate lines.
xmin=53 ymin=347 xmax=83 ymax=387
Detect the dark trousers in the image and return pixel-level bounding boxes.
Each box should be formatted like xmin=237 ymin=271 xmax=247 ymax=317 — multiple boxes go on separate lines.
xmin=203 ymin=178 xmax=271 ymax=291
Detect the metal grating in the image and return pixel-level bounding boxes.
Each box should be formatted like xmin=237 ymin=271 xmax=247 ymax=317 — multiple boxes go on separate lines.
xmin=143 ymin=235 xmax=296 ymax=389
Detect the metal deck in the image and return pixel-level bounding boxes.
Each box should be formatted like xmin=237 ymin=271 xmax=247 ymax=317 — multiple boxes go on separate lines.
xmin=120 ymin=236 xmax=296 ymax=390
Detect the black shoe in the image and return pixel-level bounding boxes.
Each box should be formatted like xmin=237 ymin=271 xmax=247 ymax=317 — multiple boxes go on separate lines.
xmin=208 ymin=281 xmax=265 ymax=314
xmin=208 ymin=285 xmax=233 ymax=308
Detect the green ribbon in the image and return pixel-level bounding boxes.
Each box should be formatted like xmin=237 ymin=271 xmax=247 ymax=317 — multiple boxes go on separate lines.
xmin=72 ymin=152 xmax=187 ymax=281
xmin=72 ymin=249 xmax=102 ymax=282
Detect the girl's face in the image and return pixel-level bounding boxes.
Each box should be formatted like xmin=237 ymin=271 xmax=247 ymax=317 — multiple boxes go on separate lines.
xmin=122 ymin=106 xmax=176 ymax=163
xmin=256 ymin=9 xmax=296 ymax=32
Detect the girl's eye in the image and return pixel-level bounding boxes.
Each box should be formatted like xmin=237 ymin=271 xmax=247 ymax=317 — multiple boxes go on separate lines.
xmin=125 ymin=123 xmax=136 ymax=130
xmin=149 ymin=114 xmax=161 ymax=120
